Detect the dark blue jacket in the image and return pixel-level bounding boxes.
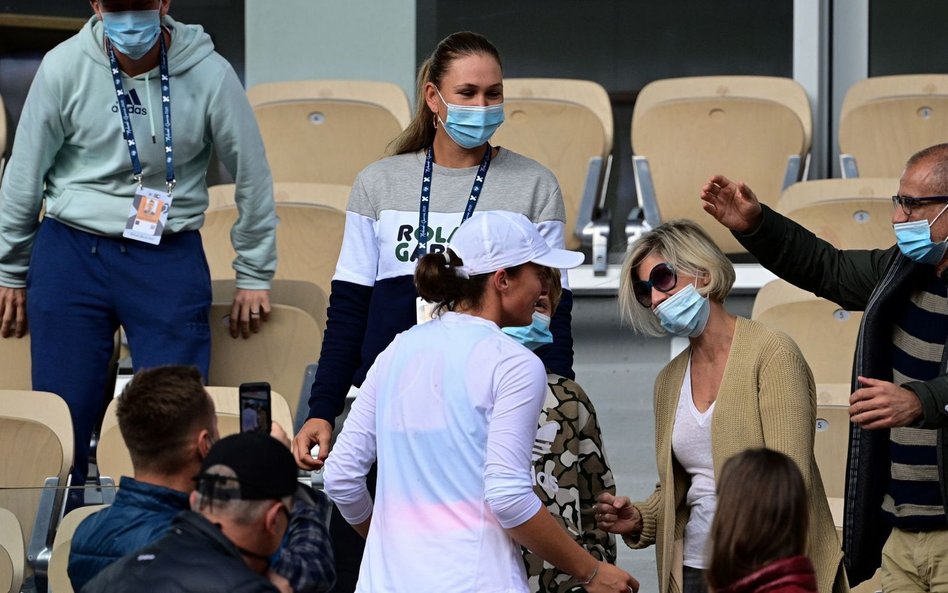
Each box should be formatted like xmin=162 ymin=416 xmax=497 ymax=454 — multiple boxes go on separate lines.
xmin=68 ymin=477 xmax=188 ymax=592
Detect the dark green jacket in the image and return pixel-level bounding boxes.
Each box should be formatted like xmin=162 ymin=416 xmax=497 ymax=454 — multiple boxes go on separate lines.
xmin=735 ymin=205 xmax=948 ymax=586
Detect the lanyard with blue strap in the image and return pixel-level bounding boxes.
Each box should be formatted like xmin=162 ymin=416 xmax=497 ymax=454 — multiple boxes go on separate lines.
xmin=107 ymin=33 xmax=175 ymax=194
xmin=414 ymin=143 xmax=492 ymax=259
xmin=109 ymin=32 xmax=176 ymax=245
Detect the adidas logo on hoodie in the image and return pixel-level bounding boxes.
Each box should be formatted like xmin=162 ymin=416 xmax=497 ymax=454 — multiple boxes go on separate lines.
xmin=111 ymin=88 xmax=148 ymax=116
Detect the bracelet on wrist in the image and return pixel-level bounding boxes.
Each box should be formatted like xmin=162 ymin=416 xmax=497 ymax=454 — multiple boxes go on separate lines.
xmin=581 ymin=562 xmax=600 ymax=586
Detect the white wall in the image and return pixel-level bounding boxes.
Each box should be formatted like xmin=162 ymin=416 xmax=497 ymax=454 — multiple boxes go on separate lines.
xmin=245 ymin=0 xmax=417 ymax=100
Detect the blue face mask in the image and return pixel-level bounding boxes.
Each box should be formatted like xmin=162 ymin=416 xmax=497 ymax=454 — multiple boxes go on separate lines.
xmin=502 ymin=312 xmax=553 ymax=351
xmin=653 ymin=283 xmax=710 ymax=338
xmin=437 ymin=89 xmax=505 ymax=149
xmin=101 ymin=10 xmax=161 ymax=60
xmin=894 ymin=204 xmax=948 ymax=265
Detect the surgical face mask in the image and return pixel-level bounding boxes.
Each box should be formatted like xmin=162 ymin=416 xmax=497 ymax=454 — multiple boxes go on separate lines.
xmin=437 ymin=89 xmax=505 ymax=149
xmin=502 ymin=312 xmax=553 ymax=351
xmin=101 ymin=10 xmax=161 ymax=60
xmin=653 ymin=283 xmax=710 ymax=338
xmin=894 ymin=203 xmax=948 ymax=265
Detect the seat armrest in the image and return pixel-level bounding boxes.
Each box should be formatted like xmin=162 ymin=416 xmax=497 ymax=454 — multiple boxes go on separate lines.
xmin=26 ymin=476 xmax=61 ymax=576
xmin=632 ymin=156 xmax=661 ymax=228
xmin=840 ymin=154 xmax=859 ymax=178
xmin=574 ymin=156 xmax=605 ymax=241
xmin=781 ymin=154 xmax=803 ymax=190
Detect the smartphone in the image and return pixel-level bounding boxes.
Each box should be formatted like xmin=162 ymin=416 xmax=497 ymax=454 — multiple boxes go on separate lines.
xmin=239 ymin=382 xmax=271 ymax=434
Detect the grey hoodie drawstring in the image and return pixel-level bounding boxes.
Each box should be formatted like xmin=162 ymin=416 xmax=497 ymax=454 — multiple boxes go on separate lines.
xmin=145 ymin=70 xmax=156 ymax=143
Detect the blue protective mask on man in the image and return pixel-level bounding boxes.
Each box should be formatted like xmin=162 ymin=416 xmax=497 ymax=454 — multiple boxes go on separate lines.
xmin=101 ymin=10 xmax=161 ymax=60
xmin=437 ymin=89 xmax=505 ymax=149
xmin=502 ymin=312 xmax=553 ymax=352
xmin=653 ymin=283 xmax=710 ymax=338
xmin=894 ymin=203 xmax=948 ymax=265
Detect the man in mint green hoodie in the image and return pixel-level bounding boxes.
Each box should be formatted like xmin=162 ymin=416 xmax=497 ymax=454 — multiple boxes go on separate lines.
xmin=0 ymin=0 xmax=277 ymax=490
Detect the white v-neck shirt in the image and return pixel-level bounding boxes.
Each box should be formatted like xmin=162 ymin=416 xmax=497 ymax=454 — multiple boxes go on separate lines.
xmin=670 ymin=356 xmax=717 ymax=569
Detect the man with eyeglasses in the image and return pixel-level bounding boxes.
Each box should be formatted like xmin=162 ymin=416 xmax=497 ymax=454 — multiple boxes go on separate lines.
xmin=700 ymin=143 xmax=948 ymax=592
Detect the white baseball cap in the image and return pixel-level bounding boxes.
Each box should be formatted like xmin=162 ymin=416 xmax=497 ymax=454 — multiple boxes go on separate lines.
xmin=450 ymin=211 xmax=585 ymax=275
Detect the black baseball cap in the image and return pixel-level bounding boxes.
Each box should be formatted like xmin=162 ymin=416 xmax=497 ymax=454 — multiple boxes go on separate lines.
xmin=195 ymin=432 xmax=298 ymax=500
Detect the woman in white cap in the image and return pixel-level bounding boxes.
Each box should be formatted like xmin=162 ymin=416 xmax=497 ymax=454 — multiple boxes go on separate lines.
xmin=324 ymin=211 xmax=638 ymax=593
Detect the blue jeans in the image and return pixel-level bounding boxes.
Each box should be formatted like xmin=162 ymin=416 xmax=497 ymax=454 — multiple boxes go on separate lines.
xmin=27 ymin=218 xmax=211 ymax=489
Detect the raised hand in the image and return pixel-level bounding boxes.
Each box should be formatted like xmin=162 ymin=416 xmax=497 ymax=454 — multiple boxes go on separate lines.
xmin=699 ymin=175 xmax=764 ymax=234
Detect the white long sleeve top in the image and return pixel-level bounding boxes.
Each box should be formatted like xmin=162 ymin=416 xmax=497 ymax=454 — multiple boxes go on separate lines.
xmin=324 ymin=312 xmax=547 ymax=593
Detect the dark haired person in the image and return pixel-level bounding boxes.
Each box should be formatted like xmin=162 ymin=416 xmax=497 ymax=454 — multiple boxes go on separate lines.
xmin=324 ymin=211 xmax=637 ymax=593
xmin=505 ymin=270 xmax=618 ymax=593
xmin=0 ymin=0 xmax=277 ymax=498
xmin=701 ymin=143 xmax=948 ymax=590
xmin=707 ymin=448 xmax=816 ymax=593
xmin=595 ymin=220 xmax=845 ymax=593
xmin=69 ymin=366 xmax=334 ymax=593
xmin=84 ymin=433 xmax=298 ymax=593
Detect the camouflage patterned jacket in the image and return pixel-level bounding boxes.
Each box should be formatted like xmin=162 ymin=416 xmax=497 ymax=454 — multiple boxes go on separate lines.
xmin=522 ymin=374 xmax=617 ymax=593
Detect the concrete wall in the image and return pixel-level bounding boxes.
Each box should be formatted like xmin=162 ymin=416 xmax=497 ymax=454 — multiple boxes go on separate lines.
xmin=245 ymin=0 xmax=417 ymax=100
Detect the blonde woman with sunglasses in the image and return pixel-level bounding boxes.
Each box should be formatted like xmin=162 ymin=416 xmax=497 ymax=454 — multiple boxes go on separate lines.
xmin=594 ymin=220 xmax=846 ymax=593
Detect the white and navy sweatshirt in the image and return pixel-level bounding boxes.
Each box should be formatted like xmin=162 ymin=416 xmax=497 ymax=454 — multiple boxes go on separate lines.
xmin=308 ymin=148 xmax=575 ymax=423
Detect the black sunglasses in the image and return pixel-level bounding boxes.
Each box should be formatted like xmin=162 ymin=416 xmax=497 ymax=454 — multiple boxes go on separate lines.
xmin=633 ymin=263 xmax=678 ymax=308
xmin=891 ymin=195 xmax=948 ymax=216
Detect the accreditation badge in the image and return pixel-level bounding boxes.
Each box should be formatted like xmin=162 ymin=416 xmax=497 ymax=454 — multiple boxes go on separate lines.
xmin=123 ymin=186 xmax=173 ymax=245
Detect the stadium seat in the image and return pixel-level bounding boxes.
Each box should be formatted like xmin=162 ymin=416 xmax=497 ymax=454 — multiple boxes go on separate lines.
xmin=492 ymin=78 xmax=613 ymax=257
xmin=97 ymin=386 xmax=294 ymax=482
xmin=751 ymin=280 xmax=862 ymax=407
xmin=776 ymin=178 xmax=897 ymax=250
xmin=0 ymin=390 xmax=74 ymax=579
xmin=0 ymin=508 xmax=23 ymax=593
xmin=211 ymin=278 xmax=329 ymax=332
xmin=202 ymin=202 xmax=345 ymax=297
xmin=208 ymin=182 xmax=351 ymax=213
xmin=839 ymin=75 xmax=948 ymax=178
xmin=48 ymin=504 xmax=106 ymax=593
xmin=631 ymin=76 xmax=811 ymax=254
xmin=813 ymin=405 xmax=850 ymax=500
xmin=207 ymin=303 xmax=323 ymax=421
xmin=0 ymin=334 xmax=31 ymax=390
xmin=247 ymin=80 xmax=410 ymax=186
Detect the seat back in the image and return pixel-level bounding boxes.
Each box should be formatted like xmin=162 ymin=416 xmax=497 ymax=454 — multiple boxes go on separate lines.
xmin=840 ymin=75 xmax=948 ymax=177
xmin=202 ymin=202 xmax=345 ymax=297
xmin=208 ymin=304 xmax=323 ymax=420
xmin=0 ymin=508 xmax=23 ymax=593
xmin=211 ymin=278 xmax=329 ymax=331
xmin=208 ymin=182 xmax=351 ymax=213
xmin=777 ymin=178 xmax=897 ymax=250
xmin=0 ymin=335 xmax=31 ymax=390
xmin=97 ymin=387 xmax=294 ymax=481
xmin=247 ymin=80 xmax=410 ymax=186
xmin=633 ymin=95 xmax=806 ymax=253
xmin=752 ymin=280 xmax=862 ymax=406
xmin=632 ymin=75 xmax=812 ymax=150
xmin=48 ymin=505 xmax=106 ymax=593
xmin=0 ymin=391 xmax=73 ymax=575
xmin=493 ymin=96 xmax=608 ymax=249
xmin=814 ymin=405 xmax=851 ymax=500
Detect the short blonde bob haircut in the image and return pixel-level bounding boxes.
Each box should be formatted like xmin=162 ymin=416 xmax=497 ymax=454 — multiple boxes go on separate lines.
xmin=619 ymin=219 xmax=735 ymax=336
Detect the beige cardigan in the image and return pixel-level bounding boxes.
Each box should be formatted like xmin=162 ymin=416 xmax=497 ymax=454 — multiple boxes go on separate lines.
xmin=624 ymin=317 xmax=847 ymax=593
